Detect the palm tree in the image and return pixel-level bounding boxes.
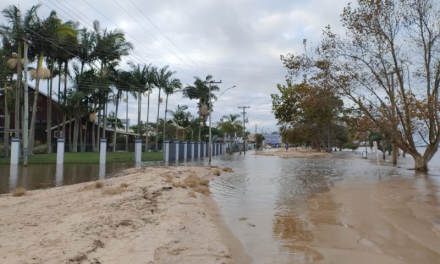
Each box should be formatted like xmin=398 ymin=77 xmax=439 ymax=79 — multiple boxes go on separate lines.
xmin=1 ymin=5 xmax=40 ymax=138
xmin=222 ymin=114 xmax=241 ymax=125
xmin=181 ymin=75 xmax=219 ymax=142
xmin=128 ymin=62 xmax=151 ymax=137
xmin=0 ymin=41 xmax=15 ymax=156
xmin=162 ymin=77 xmax=182 ymax=143
xmin=26 ymin=10 xmax=77 ymax=154
xmin=108 ymin=66 xmax=131 ymax=152
xmin=92 ymin=20 xmax=133 ymax=141
xmin=153 ymin=65 xmax=174 ymax=150
xmin=167 ymin=105 xmax=191 ymax=140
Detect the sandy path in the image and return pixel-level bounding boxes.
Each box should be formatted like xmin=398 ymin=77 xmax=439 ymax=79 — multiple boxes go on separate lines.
xmin=0 ymin=166 xmax=239 ymax=264
xmin=255 ymin=148 xmax=331 ymax=158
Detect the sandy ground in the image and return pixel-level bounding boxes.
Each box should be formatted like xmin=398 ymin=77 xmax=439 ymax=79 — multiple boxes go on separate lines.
xmin=0 ymin=166 xmax=243 ymax=264
xmin=255 ymin=147 xmax=331 ymax=158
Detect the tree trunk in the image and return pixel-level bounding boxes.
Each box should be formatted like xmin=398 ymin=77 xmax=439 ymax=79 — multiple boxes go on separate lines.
xmin=155 ymin=88 xmax=161 ymax=150
xmin=3 ymin=81 xmax=9 ymax=157
xmin=96 ymin=106 xmax=101 ymax=150
xmin=113 ymin=91 xmax=120 ymax=152
xmin=382 ymin=140 xmax=386 ymax=160
xmin=92 ymin=119 xmax=96 ymax=152
xmin=102 ymin=102 xmax=107 ymax=138
xmin=82 ymin=120 xmax=87 ymax=152
xmin=145 ymin=89 xmax=150 ymax=152
xmin=413 ymin=155 xmax=428 ymax=171
xmin=15 ymin=45 xmax=22 ymax=138
xmin=57 ymin=63 xmax=61 ymax=138
xmin=163 ymin=94 xmax=169 ymax=143
xmin=62 ymin=114 xmax=66 ymax=152
xmin=327 ymin=124 xmax=332 ymax=152
xmin=198 ymin=98 xmax=201 ymax=142
xmin=72 ymin=113 xmax=79 ymax=152
xmin=80 ymin=118 xmax=83 ymax=152
xmin=392 ymin=144 xmax=397 ymax=165
xmin=47 ymin=59 xmax=54 ymax=153
xmin=28 ymin=54 xmax=44 ymax=155
xmin=69 ymin=117 xmax=73 ymax=152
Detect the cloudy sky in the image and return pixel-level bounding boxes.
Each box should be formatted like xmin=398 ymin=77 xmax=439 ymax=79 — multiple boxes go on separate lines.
xmin=1 ymin=0 xmax=350 ymax=133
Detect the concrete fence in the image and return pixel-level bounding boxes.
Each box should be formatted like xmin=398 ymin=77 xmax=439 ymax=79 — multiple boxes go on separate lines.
xmin=163 ymin=141 xmax=226 ymax=162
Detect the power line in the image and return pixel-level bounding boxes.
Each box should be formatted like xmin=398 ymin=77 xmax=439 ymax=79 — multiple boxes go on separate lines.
xmin=128 ymin=0 xmax=207 ymax=73
xmin=82 ymin=0 xmax=188 ymax=75
xmin=112 ymin=0 xmax=200 ymax=74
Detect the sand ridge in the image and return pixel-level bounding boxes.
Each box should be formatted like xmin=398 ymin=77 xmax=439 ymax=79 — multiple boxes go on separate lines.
xmin=0 ymin=166 xmax=237 ymax=264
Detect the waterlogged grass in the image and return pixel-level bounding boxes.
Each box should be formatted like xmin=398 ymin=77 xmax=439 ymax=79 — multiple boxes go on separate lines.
xmin=0 ymin=151 xmax=163 ymax=165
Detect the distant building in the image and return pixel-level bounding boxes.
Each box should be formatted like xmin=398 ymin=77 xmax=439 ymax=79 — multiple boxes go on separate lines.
xmin=263 ymin=133 xmax=282 ymax=146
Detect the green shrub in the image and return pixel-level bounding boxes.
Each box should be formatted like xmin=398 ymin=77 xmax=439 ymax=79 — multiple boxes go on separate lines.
xmin=33 ymin=144 xmax=48 ymax=154
xmin=343 ymin=142 xmax=358 ymax=150
xmin=0 ymin=144 xmax=7 ymax=157
xmin=34 ymin=140 xmax=43 ymax=147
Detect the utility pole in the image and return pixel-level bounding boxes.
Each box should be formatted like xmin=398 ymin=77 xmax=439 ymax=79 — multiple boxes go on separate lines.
xmin=238 ymin=106 xmax=250 ymax=154
xmin=23 ymin=40 xmax=29 ymax=166
xmin=208 ymin=80 xmax=222 ymax=163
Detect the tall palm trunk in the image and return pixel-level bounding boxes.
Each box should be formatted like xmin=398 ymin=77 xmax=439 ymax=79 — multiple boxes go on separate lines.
xmin=96 ymin=105 xmax=101 ymax=150
xmin=113 ymin=90 xmax=120 ymax=152
xmin=72 ymin=110 xmax=79 ymax=152
xmin=82 ymin=120 xmax=87 ymax=152
xmin=62 ymin=114 xmax=66 ymax=151
xmin=92 ymin=117 xmax=96 ymax=152
xmin=3 ymin=81 xmax=9 ymax=157
xmin=125 ymin=92 xmax=128 ymax=151
xmin=162 ymin=94 xmax=169 ymax=143
xmin=68 ymin=115 xmax=73 ymax=152
xmin=145 ymin=89 xmax=150 ymax=152
xmin=15 ymin=45 xmax=22 ymax=138
xmin=46 ymin=58 xmax=54 ymax=153
xmin=80 ymin=119 xmax=83 ymax=152
xmin=137 ymin=90 xmax=141 ymax=135
xmin=28 ymin=53 xmax=45 ymax=155
xmin=155 ymin=88 xmax=161 ymax=150
xmin=57 ymin=63 xmax=61 ymax=138
xmin=102 ymin=101 xmax=107 ymax=138
xmin=198 ymin=98 xmax=201 ymax=142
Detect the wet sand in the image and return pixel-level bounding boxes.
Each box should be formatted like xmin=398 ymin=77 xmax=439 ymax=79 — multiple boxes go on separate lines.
xmin=0 ymin=166 xmax=248 ymax=264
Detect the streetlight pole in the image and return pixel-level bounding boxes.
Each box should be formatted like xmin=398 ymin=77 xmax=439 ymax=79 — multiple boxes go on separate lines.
xmin=23 ymin=40 xmax=29 ymax=166
xmin=238 ymin=106 xmax=250 ymax=154
xmin=207 ymin=80 xmax=222 ymax=163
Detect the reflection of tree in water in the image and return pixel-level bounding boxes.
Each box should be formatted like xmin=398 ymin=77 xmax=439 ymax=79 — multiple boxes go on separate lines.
xmin=272 ymin=158 xmax=346 ymax=262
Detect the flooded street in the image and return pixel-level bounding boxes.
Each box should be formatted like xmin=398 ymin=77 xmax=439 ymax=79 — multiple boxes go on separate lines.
xmin=208 ymin=150 xmax=440 ymax=264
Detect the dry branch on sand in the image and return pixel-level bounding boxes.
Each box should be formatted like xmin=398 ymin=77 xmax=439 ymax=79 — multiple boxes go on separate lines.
xmin=12 ymin=187 xmax=27 ymax=197
xmin=103 ymin=185 xmax=128 ymax=196
xmin=82 ymin=181 xmax=104 ymax=191
xmin=223 ymin=167 xmax=234 ymax=172
xmin=183 ymin=174 xmax=199 ymax=188
xmin=213 ymin=169 xmax=221 ymax=176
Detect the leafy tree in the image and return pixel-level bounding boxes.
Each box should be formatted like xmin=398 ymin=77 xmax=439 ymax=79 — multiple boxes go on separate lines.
xmin=281 ymin=0 xmax=440 ymax=170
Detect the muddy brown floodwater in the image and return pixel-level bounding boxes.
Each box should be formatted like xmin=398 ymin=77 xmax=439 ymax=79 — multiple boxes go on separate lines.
xmin=209 ymin=150 xmax=440 ymax=264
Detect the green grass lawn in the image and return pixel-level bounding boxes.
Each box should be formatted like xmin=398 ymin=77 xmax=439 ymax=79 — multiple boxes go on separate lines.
xmin=0 ymin=151 xmax=163 ymax=165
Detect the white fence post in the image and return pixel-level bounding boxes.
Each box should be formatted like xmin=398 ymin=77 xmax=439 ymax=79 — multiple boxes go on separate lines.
xmin=99 ymin=138 xmax=107 ymax=164
xmin=184 ymin=141 xmax=187 ymax=160
xmin=56 ymin=138 xmax=65 ymax=165
xmin=135 ymin=139 xmax=142 ymax=163
xmin=10 ymin=137 xmax=20 ymax=165
xmin=164 ymin=140 xmax=170 ymax=162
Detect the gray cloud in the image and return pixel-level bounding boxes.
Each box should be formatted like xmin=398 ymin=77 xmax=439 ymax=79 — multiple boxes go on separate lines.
xmin=1 ymin=0 xmax=350 ymax=132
